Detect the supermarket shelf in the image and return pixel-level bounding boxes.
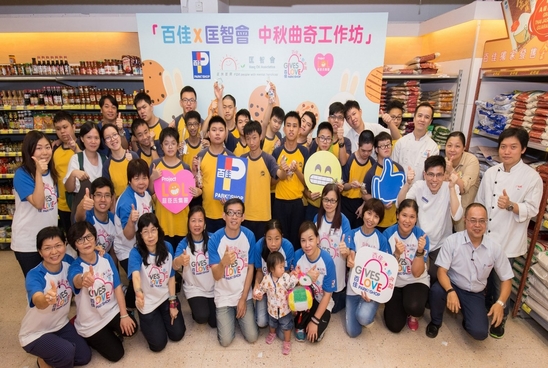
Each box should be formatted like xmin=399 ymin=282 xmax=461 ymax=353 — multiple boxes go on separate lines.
xmin=378 ymin=113 xmax=451 ymax=119
xmin=0 ymin=75 xmax=143 ymax=82
xmin=473 ymin=128 xmax=548 ymax=152
xmin=483 ymin=69 xmax=548 ymax=78
xmin=0 ymin=174 xmax=14 ymax=179
xmin=0 ymin=129 xmax=81 ymax=135
xmin=520 ymin=302 xmax=548 ymax=331
xmin=0 ymin=152 xmax=22 ymax=157
xmin=0 ymin=215 xmax=13 ymax=220
xmin=382 ymin=73 xmax=459 ymax=80
xmin=2 ymin=104 xmax=136 ymax=111
xmin=0 ymin=238 xmax=10 ymax=243
xmin=0 ymin=195 xmax=14 ymax=200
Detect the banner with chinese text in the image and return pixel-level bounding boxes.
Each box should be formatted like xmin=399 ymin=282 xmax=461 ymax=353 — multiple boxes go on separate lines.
xmin=136 ymin=13 xmax=388 ymax=127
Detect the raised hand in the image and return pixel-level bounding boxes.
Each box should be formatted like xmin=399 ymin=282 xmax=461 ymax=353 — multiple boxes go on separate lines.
xmin=130 ymin=204 xmax=139 ymax=223
xmin=179 ymin=249 xmax=190 ymax=267
xmin=150 ymin=163 xmax=162 ymax=182
xmin=81 ymin=188 xmax=95 ymax=211
xmin=149 ymin=130 xmax=156 ymax=146
xmin=407 ymin=166 xmax=415 ymax=184
xmin=307 ymin=265 xmax=319 ymax=283
xmin=337 ymin=127 xmax=345 ymax=142
xmin=68 ymin=137 xmax=78 ymax=151
xmin=417 ymin=234 xmax=427 ymax=252
xmin=214 ymin=81 xmax=224 ymax=100
xmin=449 ymin=171 xmax=459 ymax=188
xmin=221 ymin=245 xmax=236 ymax=267
xmin=347 ymin=252 xmax=356 ymax=268
xmin=32 ymin=156 xmax=48 ymax=175
xmin=115 ymin=113 xmax=124 ymax=131
xmin=82 ymin=265 xmax=95 ymax=288
xmin=339 ymin=236 xmax=349 ymax=258
xmin=394 ymin=238 xmax=405 ymax=258
xmin=45 ymin=280 xmax=57 ymax=305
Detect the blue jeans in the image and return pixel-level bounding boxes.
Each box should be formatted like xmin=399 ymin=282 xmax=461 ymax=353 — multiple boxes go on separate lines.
xmin=216 ymin=299 xmax=258 ymax=347
xmin=345 ymin=294 xmax=379 ymax=338
xmin=486 ymin=257 xmax=514 ymax=317
xmin=430 ymin=282 xmax=489 ymax=340
xmin=23 ymin=322 xmax=91 ymax=368
xmin=255 ymin=296 xmax=269 ymax=328
xmin=138 ymin=297 xmax=186 ymax=352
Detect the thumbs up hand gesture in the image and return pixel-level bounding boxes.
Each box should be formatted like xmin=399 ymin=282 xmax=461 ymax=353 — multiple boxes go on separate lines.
xmin=179 ymin=249 xmax=190 ymax=267
xmin=498 ymin=189 xmax=511 ymax=210
xmin=82 ymin=188 xmax=94 ymax=211
xmin=150 ymin=163 xmax=162 ymax=182
xmin=221 ymin=245 xmax=236 ymax=267
xmin=130 ymin=204 xmax=139 ymax=223
xmin=82 ymin=265 xmax=95 ymax=288
xmin=307 ymin=265 xmax=320 ymax=283
xmin=45 ymin=280 xmax=58 ymax=305
xmin=406 ymin=166 xmax=415 ymax=185
xmin=418 ymin=234 xmax=427 ymax=253
xmin=32 ymin=156 xmax=48 ymax=175
xmin=394 ymin=238 xmax=405 ymax=258
xmin=116 ymin=112 xmax=124 ymax=131
xmin=371 ymin=158 xmax=405 ymax=204
xmin=339 ymin=235 xmax=349 ymax=258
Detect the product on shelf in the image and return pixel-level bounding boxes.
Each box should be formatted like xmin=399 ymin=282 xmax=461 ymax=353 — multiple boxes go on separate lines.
xmin=474 ymin=92 xmax=514 ymax=136
xmin=0 ymin=55 xmax=142 ymax=77
xmin=383 ymin=52 xmax=441 ymax=75
xmin=383 ymin=80 xmax=421 ymax=115
xmin=422 ymin=90 xmax=454 ymax=114
xmin=0 ymin=110 xmax=137 ymax=129
xmin=431 ymin=125 xmax=451 ymax=146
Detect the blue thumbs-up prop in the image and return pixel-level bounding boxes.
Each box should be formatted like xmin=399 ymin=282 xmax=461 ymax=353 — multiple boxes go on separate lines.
xmin=371 ymin=158 xmax=405 ymax=204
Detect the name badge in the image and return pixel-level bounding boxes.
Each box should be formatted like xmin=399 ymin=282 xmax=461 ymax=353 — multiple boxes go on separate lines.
xmin=421 ymin=196 xmax=429 ymax=203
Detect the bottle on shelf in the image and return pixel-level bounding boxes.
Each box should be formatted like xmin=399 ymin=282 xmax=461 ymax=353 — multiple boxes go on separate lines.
xmin=63 ymin=56 xmax=71 ymax=75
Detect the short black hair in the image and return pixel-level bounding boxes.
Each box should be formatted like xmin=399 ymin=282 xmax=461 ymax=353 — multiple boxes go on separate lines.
xmin=133 ymin=92 xmax=152 ymax=107
xmin=244 ymin=120 xmax=262 ymax=137
xmin=160 ymin=127 xmax=180 ymax=144
xmin=386 ymin=100 xmax=404 ymax=113
xmin=236 ymin=109 xmax=251 ymax=122
xmin=223 ymin=94 xmax=236 ymax=106
xmin=67 ymin=221 xmax=97 ymax=253
xmin=99 ymin=95 xmax=118 ymax=109
xmin=424 ymin=155 xmax=446 ymax=173
xmin=363 ymin=198 xmax=385 ymax=224
xmin=358 ymin=130 xmax=375 ymax=147
xmin=208 ymin=115 xmax=226 ymax=130
xmin=53 ymin=111 xmax=74 ymax=126
xmin=37 ymin=227 xmax=66 ymax=252
xmin=131 ymin=118 xmax=148 ymax=135
xmin=344 ymin=100 xmax=360 ymax=114
xmin=302 ymin=111 xmax=317 ymax=131
xmin=100 ymin=123 xmax=118 ymax=140
xmin=446 ymin=131 xmax=466 ymax=146
xmin=415 ymin=102 xmax=434 ymax=118
xmin=271 ymin=106 xmax=285 ymax=121
xmin=266 ymin=251 xmax=285 ymax=274
xmin=224 ymin=197 xmax=245 ymax=214
xmin=185 ymin=110 xmax=201 ymax=124
xmin=316 ymin=121 xmax=333 ymax=137
xmin=284 ymin=111 xmax=301 ymax=127
xmin=127 ymin=158 xmax=150 ymax=182
xmin=498 ymin=127 xmax=528 ymax=150
xmin=374 ymin=132 xmax=392 ymax=148
xmin=465 ymin=202 xmax=487 ymax=218
xmin=180 ymin=86 xmax=197 ymax=100
xmin=329 ymin=102 xmax=344 ymax=116
xmin=91 ymin=177 xmax=114 ymax=196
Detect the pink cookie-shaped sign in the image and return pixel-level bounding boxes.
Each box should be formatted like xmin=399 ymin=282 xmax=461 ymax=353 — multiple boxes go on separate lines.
xmin=153 ymin=170 xmax=195 ymax=214
xmin=314 ymin=53 xmax=334 ymax=76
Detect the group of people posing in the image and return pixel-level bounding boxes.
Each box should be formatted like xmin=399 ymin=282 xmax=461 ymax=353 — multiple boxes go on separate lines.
xmin=12 ymin=82 xmax=543 ymax=367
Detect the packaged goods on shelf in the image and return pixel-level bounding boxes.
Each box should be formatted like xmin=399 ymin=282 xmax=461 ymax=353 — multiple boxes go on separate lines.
xmin=384 ymin=81 xmax=421 ymax=115
xmin=474 ymin=93 xmax=515 ymax=136
xmin=422 ymin=90 xmax=454 ymax=114
xmin=431 ymin=125 xmax=451 ymax=145
xmin=523 ymin=296 xmax=548 ymax=321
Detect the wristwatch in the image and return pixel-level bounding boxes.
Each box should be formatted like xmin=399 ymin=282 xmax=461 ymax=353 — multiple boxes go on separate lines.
xmin=151 ymin=145 xmax=157 ymax=151
xmin=506 ymin=203 xmax=514 ymax=212
xmin=338 ymin=141 xmax=344 ymax=148
xmin=496 ymin=300 xmax=506 ymax=308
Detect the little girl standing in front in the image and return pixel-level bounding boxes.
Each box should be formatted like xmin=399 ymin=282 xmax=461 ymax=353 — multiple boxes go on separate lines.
xmin=253 ymin=251 xmax=298 ymax=355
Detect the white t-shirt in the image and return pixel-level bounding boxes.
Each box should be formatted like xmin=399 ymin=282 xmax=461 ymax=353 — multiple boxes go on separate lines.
xmin=346 ymin=123 xmax=390 ymax=152
xmin=114 ymin=186 xmax=153 ymax=261
xmin=383 ymin=225 xmax=430 ymax=288
xmin=314 ymin=214 xmax=352 ymax=292
xmin=128 ymin=242 xmax=175 ymax=314
xmin=347 ymin=227 xmax=391 ymax=296
xmin=208 ymin=227 xmax=256 ymax=308
xmin=12 ymin=169 xmax=58 ymax=253
xmin=68 ymin=253 xmax=121 ymax=338
xmin=175 ymin=236 xmax=215 ymax=299
xmin=476 ymin=160 xmax=543 ymax=258
xmin=405 ymin=180 xmax=463 ymax=252
xmin=293 ymin=249 xmax=337 ymax=311
xmin=391 ymin=133 xmax=439 ymax=181
xmin=19 ymin=257 xmax=74 ymax=347
xmin=86 ymin=210 xmax=116 ymax=253
xmin=63 ymin=152 xmax=103 ymax=193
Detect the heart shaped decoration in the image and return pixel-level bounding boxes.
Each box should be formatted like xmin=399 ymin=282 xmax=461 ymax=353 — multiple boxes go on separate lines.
xmin=153 ymin=169 xmax=195 ymax=214
xmin=314 ymin=53 xmax=334 ymax=77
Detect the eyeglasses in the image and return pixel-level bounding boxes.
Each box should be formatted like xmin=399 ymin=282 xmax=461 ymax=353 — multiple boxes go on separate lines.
xmin=378 ymin=143 xmax=392 ymax=150
xmin=226 ymin=210 xmax=243 ymax=217
xmin=318 ymin=135 xmax=332 ymax=143
xmin=141 ymin=227 xmax=158 ymax=237
xmin=329 ymin=114 xmax=344 ymax=122
xmin=93 ymin=193 xmax=112 ymax=200
xmin=322 ymin=197 xmax=338 ymax=205
xmin=425 ymin=172 xmax=444 ymax=179
xmin=163 ymin=142 xmax=178 ymax=148
xmin=467 ymin=218 xmax=487 ymax=226
xmin=42 ymin=244 xmax=65 ymax=253
xmin=75 ymin=234 xmax=95 ymax=246
xmin=187 ymin=122 xmax=200 ymax=127
xmin=104 ymin=133 xmax=119 ymax=143
xmin=390 ymin=115 xmax=403 ymax=121
xmin=182 ymin=98 xmax=196 ymax=104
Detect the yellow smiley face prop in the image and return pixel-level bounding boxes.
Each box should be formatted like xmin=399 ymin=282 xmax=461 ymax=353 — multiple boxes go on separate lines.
xmin=304 ymin=151 xmax=342 ymax=193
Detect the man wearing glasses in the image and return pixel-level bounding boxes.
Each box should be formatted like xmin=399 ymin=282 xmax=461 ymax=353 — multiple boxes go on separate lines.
xmin=426 ymin=203 xmax=513 ymax=340
xmin=170 ymin=85 xmax=200 ymax=141
xmin=397 ymin=155 xmax=462 ymax=285
xmin=208 ymin=198 xmax=259 ymax=347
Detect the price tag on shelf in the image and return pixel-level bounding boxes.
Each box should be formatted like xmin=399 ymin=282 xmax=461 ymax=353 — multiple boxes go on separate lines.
xmin=3 ymin=105 xmax=11 ymax=110
xmin=45 ymin=106 xmax=56 ymax=110
xmin=27 ymin=106 xmax=35 ymax=110
xmin=522 ymin=303 xmax=532 ymax=314
xmin=15 ymin=106 xmax=24 ymax=110
xmin=473 ymin=128 xmax=479 ymax=134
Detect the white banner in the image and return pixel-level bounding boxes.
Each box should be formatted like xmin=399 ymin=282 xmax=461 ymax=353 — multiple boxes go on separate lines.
xmin=136 ymin=13 xmax=387 ymax=128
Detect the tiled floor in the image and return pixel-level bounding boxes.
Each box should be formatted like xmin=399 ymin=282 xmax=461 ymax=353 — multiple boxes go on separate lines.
xmin=2 ymin=250 xmax=547 ymax=368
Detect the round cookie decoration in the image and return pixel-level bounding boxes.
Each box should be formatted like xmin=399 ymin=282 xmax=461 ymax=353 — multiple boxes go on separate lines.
xmin=364 ymin=66 xmax=383 ymax=104
xmin=142 ymin=60 xmax=167 ymax=105
xmin=295 ymin=100 xmax=320 ymax=122
xmin=248 ymin=85 xmax=280 ymax=122
xmin=304 ymin=151 xmax=342 ymax=193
